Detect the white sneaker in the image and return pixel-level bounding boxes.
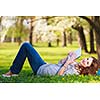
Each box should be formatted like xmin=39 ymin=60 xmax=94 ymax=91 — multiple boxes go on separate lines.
xmin=2 ymin=74 xmax=18 ymax=77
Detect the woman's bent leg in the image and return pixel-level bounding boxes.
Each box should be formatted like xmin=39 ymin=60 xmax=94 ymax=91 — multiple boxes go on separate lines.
xmin=10 ymin=42 xmax=46 ymax=74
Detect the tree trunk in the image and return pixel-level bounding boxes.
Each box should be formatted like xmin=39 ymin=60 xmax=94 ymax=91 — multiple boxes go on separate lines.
xmin=28 ymin=17 xmax=36 ymax=46
xmin=79 ymin=16 xmax=100 ymax=60
xmin=72 ymin=25 xmax=88 ymax=53
xmin=89 ymin=27 xmax=96 ymax=53
xmin=48 ymin=41 xmax=52 ymax=47
xmin=17 ymin=37 xmax=22 ymax=45
xmin=56 ymin=38 xmax=60 ymax=46
xmin=68 ymin=32 xmax=72 ymax=44
xmin=95 ymin=29 xmax=100 ymax=60
xmin=62 ymin=31 xmax=67 ymax=47
xmin=77 ymin=33 xmax=83 ymax=48
xmin=0 ymin=16 xmax=3 ymax=43
xmin=79 ymin=26 xmax=88 ymax=52
xmin=29 ymin=21 xmax=34 ymax=45
xmin=93 ymin=17 xmax=100 ymax=60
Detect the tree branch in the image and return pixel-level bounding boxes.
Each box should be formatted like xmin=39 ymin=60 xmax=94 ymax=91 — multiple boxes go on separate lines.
xmin=79 ymin=16 xmax=96 ymax=28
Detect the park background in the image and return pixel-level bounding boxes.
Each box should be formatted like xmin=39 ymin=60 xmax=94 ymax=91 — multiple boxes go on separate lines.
xmin=0 ymin=16 xmax=100 ymax=82
xmin=0 ymin=0 xmax=100 ymax=100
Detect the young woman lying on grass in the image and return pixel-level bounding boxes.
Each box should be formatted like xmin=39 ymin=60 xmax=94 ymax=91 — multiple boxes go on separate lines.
xmin=2 ymin=42 xmax=100 ymax=77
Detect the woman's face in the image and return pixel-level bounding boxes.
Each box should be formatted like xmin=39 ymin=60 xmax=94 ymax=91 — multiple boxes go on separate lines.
xmin=80 ymin=57 xmax=93 ymax=67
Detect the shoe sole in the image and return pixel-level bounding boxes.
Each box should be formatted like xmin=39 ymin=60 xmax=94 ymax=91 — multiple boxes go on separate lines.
xmin=2 ymin=74 xmax=18 ymax=78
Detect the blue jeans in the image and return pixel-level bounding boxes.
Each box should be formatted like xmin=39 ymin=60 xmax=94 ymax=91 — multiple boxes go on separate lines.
xmin=10 ymin=42 xmax=46 ymax=74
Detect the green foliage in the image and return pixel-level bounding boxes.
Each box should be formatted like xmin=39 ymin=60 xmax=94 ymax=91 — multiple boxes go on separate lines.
xmin=0 ymin=42 xmax=99 ymax=83
xmin=54 ymin=30 xmax=61 ymax=37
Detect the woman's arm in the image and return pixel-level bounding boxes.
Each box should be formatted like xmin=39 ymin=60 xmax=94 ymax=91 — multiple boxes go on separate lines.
xmin=58 ymin=58 xmax=67 ymax=64
xmin=57 ymin=52 xmax=76 ymax=75
xmin=57 ymin=62 xmax=69 ymax=75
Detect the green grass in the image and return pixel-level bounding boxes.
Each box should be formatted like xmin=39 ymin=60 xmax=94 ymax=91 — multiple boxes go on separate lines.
xmin=0 ymin=42 xmax=100 ymax=83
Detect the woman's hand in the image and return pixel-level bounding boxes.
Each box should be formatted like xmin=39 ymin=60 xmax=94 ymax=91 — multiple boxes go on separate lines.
xmin=57 ymin=51 xmax=77 ymax=75
xmin=60 ymin=58 xmax=66 ymax=64
xmin=68 ymin=52 xmax=76 ymax=58
xmin=64 ymin=52 xmax=76 ymax=66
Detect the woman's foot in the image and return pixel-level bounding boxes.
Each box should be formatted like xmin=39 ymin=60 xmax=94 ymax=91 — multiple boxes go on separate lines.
xmin=2 ymin=71 xmax=18 ymax=77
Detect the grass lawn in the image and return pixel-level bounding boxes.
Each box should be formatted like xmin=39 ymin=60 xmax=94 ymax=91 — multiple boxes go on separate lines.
xmin=0 ymin=42 xmax=100 ymax=83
